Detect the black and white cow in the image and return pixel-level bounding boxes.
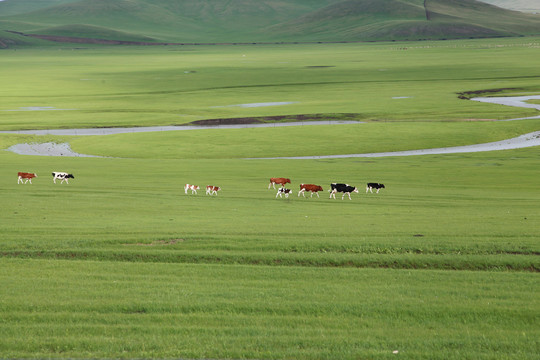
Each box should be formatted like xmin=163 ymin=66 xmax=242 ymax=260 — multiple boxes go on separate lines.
xmin=329 ymin=183 xmax=358 ymax=200
xmin=366 ymin=182 xmax=385 ymax=193
xmin=52 ymin=172 xmax=74 ymax=184
xmin=276 ymin=187 xmax=292 ymax=198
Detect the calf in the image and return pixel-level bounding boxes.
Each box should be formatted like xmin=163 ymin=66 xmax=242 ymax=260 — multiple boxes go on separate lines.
xmin=268 ymin=177 xmax=291 ymax=189
xmin=206 ymin=185 xmax=221 ymax=196
xmin=52 ymin=172 xmax=74 ymax=184
xmin=17 ymin=172 xmax=37 ymax=184
xmin=366 ymin=182 xmax=385 ymax=193
xmin=276 ymin=187 xmax=292 ymax=198
xmin=298 ymin=184 xmax=323 ymax=198
xmin=184 ymin=184 xmax=199 ymax=194
xmin=329 ymin=183 xmax=359 ymax=200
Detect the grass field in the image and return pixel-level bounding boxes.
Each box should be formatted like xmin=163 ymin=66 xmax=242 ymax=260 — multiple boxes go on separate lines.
xmin=2 ymin=38 xmax=540 ymax=130
xmin=0 ymin=38 xmax=539 ymax=359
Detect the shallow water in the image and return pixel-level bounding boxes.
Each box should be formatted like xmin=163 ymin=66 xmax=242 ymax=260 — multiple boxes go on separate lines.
xmin=7 ymin=142 xmax=103 ymax=157
xmin=0 ymin=120 xmax=362 ymax=136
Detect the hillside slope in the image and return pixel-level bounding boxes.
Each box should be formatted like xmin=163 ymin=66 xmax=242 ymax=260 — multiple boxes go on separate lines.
xmin=267 ymin=0 xmax=540 ymax=41
xmin=0 ymin=0 xmax=539 ymax=46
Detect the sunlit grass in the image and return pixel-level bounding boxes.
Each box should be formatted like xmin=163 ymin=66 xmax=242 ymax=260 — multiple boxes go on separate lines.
xmin=0 ymin=38 xmax=539 ymax=359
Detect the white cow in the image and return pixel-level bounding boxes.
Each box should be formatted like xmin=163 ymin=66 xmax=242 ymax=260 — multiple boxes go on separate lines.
xmin=52 ymin=172 xmax=74 ymax=184
xmin=184 ymin=184 xmax=199 ymax=194
xmin=276 ymin=188 xmax=292 ymax=198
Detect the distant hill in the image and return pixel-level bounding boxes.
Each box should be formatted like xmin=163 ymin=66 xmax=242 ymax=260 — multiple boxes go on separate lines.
xmin=1 ymin=0 xmax=539 ymax=47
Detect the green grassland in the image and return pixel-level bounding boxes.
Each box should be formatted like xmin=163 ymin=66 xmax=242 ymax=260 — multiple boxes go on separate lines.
xmin=1 ymin=259 xmax=537 ymax=359
xmin=0 ymin=39 xmax=539 ymax=358
xmin=1 ymin=38 xmax=540 ymax=130
xmin=1 ymin=148 xmax=539 ymax=358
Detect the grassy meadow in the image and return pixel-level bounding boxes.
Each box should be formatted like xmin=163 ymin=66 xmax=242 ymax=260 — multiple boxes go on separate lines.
xmin=0 ymin=38 xmax=539 ymax=359
xmin=2 ymin=38 xmax=540 ymax=130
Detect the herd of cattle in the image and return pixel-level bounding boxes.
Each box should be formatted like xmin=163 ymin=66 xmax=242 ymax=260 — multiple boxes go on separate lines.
xmin=17 ymin=172 xmax=384 ymax=200
xmin=17 ymin=172 xmax=74 ymax=184
xmin=269 ymin=177 xmax=385 ymax=200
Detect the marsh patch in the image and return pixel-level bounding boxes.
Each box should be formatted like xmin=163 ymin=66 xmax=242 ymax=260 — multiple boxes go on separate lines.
xmin=189 ymin=113 xmax=360 ymax=125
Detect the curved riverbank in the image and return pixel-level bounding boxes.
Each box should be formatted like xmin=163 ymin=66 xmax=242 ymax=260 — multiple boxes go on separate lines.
xmin=0 ymin=120 xmax=362 ymax=136
xmin=2 ymin=95 xmax=539 ymax=157
xmin=250 ymin=131 xmax=540 ymax=159
xmin=470 ymin=95 xmax=540 ymax=120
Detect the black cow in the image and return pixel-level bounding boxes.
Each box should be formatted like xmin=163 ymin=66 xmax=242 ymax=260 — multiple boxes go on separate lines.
xmin=329 ymin=183 xmax=359 ymax=200
xmin=276 ymin=188 xmax=292 ymax=198
xmin=366 ymin=182 xmax=385 ymax=193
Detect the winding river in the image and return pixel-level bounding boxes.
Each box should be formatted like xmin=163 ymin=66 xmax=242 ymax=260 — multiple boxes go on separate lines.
xmin=2 ymin=96 xmax=540 ymax=158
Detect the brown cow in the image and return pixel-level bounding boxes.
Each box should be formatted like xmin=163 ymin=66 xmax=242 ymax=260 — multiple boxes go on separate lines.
xmin=298 ymin=184 xmax=323 ymax=198
xmin=18 ymin=172 xmax=37 ymax=184
xmin=268 ymin=177 xmax=291 ymax=189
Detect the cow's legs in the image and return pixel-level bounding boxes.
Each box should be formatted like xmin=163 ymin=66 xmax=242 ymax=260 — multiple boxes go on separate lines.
xmin=17 ymin=176 xmax=22 ymax=184
xmin=298 ymin=189 xmax=304 ymax=197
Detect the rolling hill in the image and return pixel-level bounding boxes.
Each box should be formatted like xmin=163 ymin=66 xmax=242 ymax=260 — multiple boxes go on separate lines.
xmin=1 ymin=0 xmax=539 ymax=47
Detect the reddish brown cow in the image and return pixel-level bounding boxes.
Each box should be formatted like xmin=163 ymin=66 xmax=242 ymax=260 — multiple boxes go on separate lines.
xmin=268 ymin=177 xmax=291 ymax=189
xmin=298 ymin=184 xmax=323 ymax=198
xmin=18 ymin=172 xmax=37 ymax=184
